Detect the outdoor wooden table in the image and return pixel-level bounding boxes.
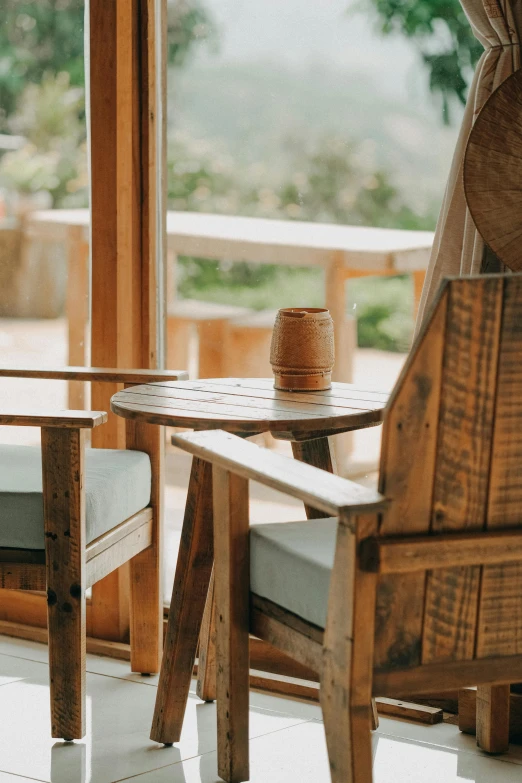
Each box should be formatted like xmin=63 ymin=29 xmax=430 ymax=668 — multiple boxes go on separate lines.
xmin=24 ymin=209 xmax=433 ymax=407
xmin=110 ymin=377 xmax=388 ymax=738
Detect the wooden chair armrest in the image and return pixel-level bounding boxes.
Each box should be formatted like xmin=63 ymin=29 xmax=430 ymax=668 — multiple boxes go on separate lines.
xmin=171 ymin=430 xmax=386 ymax=517
xmin=0 ymin=367 xmax=188 ymax=383
xmin=0 ymin=409 xmax=107 ymax=428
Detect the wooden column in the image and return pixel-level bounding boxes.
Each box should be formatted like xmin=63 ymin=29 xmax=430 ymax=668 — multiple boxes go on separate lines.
xmin=88 ymin=0 xmax=165 ymax=642
xmin=66 ymin=225 xmax=90 ymax=410
xmin=325 ymin=253 xmax=355 ymax=474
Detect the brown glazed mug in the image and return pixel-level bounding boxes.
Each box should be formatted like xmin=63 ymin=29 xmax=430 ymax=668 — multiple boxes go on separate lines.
xmin=270 ymin=307 xmax=335 ymax=391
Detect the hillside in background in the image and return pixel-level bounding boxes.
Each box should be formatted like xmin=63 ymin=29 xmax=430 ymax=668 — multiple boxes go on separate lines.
xmin=169 ymin=0 xmax=463 ymax=219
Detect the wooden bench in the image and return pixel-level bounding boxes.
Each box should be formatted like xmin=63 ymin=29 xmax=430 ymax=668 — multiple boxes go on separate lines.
xmin=167 ymin=299 xmax=250 ymax=378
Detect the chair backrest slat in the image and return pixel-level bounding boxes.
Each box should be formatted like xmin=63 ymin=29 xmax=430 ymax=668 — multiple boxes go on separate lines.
xmin=422 ymin=276 xmax=502 ymax=664
xmin=375 ymin=274 xmax=522 ymax=674
xmin=374 ymin=287 xmax=447 ymax=670
xmin=478 ymin=276 xmax=522 ymax=658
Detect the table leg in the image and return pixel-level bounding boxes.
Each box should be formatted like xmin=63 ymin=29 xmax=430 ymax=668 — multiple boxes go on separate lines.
xmin=291 ymin=437 xmax=337 ymax=519
xmin=150 ymin=457 xmax=214 ymax=744
xmin=292 ymin=435 xmax=379 ymax=727
xmin=196 ymin=567 xmax=217 ymax=701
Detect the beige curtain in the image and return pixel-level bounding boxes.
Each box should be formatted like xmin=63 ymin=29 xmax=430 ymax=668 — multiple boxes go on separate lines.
xmin=415 ymin=0 xmax=521 ymax=330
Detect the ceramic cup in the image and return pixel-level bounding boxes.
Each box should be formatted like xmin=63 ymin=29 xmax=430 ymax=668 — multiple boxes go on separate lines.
xmin=270 ymin=307 xmax=335 ymax=391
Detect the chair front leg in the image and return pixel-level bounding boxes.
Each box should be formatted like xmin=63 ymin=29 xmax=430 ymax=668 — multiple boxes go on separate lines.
xmin=213 ymin=466 xmax=250 ymax=783
xmin=42 ymin=427 xmax=87 ymax=741
xmin=321 ymin=512 xmax=377 ymax=783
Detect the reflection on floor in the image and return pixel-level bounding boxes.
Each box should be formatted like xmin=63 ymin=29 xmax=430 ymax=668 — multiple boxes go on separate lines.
xmin=0 ymin=635 xmax=521 ymax=782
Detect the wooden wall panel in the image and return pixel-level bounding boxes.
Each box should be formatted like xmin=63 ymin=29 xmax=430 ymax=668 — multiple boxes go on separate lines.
xmin=477 ymin=276 xmax=522 ymax=658
xmin=422 ymin=278 xmax=503 ymax=663
xmin=374 ymin=287 xmax=447 ymax=670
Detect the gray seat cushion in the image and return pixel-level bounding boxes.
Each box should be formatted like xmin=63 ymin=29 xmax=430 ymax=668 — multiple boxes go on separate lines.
xmin=0 ymin=445 xmax=151 ymax=550
xmin=250 ymin=517 xmax=338 ymax=629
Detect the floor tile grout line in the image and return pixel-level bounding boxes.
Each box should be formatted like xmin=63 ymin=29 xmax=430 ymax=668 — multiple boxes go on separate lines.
xmin=376 ymin=728 xmax=522 ymax=768
xmin=0 ymin=768 xmax=48 ymax=783
xmin=0 ymin=678 xmax=24 ymax=689
xmin=111 ymin=720 xmax=318 ymax=782
xmin=0 ymin=648 xmax=319 ymax=723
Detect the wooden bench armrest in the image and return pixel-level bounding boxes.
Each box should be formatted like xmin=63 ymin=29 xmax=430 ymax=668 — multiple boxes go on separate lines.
xmin=0 ymin=409 xmax=108 ymax=428
xmin=0 ymin=367 xmax=188 ymax=383
xmin=171 ymin=430 xmax=386 ymax=517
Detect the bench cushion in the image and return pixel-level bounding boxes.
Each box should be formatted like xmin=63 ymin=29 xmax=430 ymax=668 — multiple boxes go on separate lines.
xmin=0 ymin=445 xmax=151 ymax=550
xmin=250 ymin=518 xmax=338 ymax=629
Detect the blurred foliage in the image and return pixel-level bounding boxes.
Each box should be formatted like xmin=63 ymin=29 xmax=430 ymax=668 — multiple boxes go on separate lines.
xmin=167 ymin=0 xmax=217 ymax=67
xmin=350 ymin=275 xmax=413 ymax=351
xmin=168 ymin=129 xmax=433 ymax=309
xmin=0 ymin=0 xmax=85 ymax=127
xmin=0 ymin=0 xmax=426 ymax=351
xmin=367 ymin=0 xmax=483 ymax=123
xmin=0 ymin=73 xmax=87 ymax=206
xmin=0 ymin=0 xmax=216 ymax=130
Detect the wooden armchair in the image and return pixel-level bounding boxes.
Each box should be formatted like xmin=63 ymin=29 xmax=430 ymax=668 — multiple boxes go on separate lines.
xmin=0 ymin=366 xmax=187 ymax=741
xmin=169 ymin=273 xmax=522 ymax=783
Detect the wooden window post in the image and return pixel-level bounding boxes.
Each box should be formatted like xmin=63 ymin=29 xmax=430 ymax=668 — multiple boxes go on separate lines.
xmin=88 ymin=0 xmax=166 ymax=642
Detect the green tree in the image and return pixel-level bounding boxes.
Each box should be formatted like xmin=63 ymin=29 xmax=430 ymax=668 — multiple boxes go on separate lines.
xmin=0 ymin=0 xmax=215 ymax=128
xmin=1 ymin=1 xmax=85 ymax=126
xmin=367 ymin=0 xmax=483 ymax=122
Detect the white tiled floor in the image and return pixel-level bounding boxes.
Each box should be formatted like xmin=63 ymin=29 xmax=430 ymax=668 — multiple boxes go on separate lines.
xmin=0 ymin=637 xmax=522 ymax=782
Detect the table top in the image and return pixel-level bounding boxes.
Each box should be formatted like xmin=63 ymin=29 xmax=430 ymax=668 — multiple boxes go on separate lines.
xmin=27 ymin=209 xmax=433 ymax=271
xmin=111 ymin=377 xmax=388 ymax=440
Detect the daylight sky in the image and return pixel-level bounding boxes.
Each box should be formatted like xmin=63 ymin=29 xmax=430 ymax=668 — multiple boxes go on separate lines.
xmin=199 ymin=0 xmax=423 ymax=104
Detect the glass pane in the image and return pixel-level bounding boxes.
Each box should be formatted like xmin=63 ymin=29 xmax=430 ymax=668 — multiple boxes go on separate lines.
xmin=163 ymin=0 xmax=461 ymax=598
xmin=0 ymin=2 xmax=89 ymax=448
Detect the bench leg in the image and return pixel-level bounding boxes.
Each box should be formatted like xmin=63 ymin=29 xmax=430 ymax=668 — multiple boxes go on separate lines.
xmin=477 ymin=684 xmax=510 ymax=754
xmin=150 ymin=457 xmax=214 ymax=744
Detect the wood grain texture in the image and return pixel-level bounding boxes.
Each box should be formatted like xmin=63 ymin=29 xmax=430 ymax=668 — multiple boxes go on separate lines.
xmin=464 ymin=69 xmax=522 ymax=271
xmin=0 ymin=410 xmax=107 ymax=428
xmin=0 ymin=367 xmax=188 ymax=383
xmin=478 ymin=276 xmax=522 ymax=659
xmin=373 ymin=654 xmax=522 ymax=698
xmin=85 ymin=508 xmax=152 ymax=561
xmin=321 ymin=511 xmax=372 ymax=783
xmin=171 ymin=430 xmax=386 ymax=517
xmin=126 ymin=417 xmax=164 ymax=674
xmin=85 ymin=516 xmax=152 ymax=589
xmin=111 ymin=377 xmax=386 ymax=437
xmin=0 ymin=563 xmax=46 ymax=591
xmin=151 ymin=457 xmax=214 ymax=744
xmin=65 ymin=227 xmax=89 ymax=409
xmin=250 ymin=597 xmax=323 ymax=674
xmin=361 ymin=528 xmax=522 ymax=574
xmin=89 ymin=0 xmax=165 ymax=643
xmin=476 ymin=685 xmax=510 ymax=754
xmin=349 ymin=512 xmax=379 ymax=779
xmin=375 ymin=698 xmax=443 ymax=725
xmin=375 ymin=285 xmax=448 ymax=670
xmin=459 ymin=688 xmax=522 ymax=744
xmin=422 ymin=277 xmax=503 ymax=664
xmin=196 ymin=568 xmax=217 ymax=702
xmin=291 ymin=437 xmax=337 ymax=519
xmin=41 ymin=427 xmax=86 ymax=740
xmin=213 ymin=468 xmax=250 ymax=783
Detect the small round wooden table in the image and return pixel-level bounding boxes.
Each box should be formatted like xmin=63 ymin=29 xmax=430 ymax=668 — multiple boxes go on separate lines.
xmin=111 ymin=377 xmax=388 ymax=743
